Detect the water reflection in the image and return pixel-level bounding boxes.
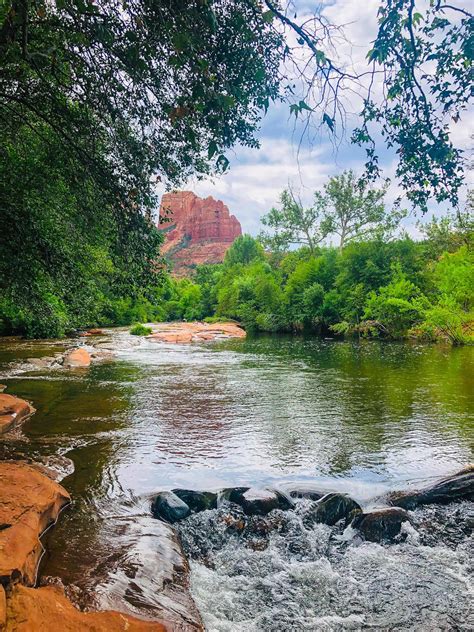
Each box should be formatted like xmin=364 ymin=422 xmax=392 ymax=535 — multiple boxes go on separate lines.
xmin=0 ymin=332 xmax=472 ymax=618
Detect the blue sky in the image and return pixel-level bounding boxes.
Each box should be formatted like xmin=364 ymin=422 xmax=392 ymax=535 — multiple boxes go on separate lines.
xmin=160 ymin=0 xmax=473 ymax=241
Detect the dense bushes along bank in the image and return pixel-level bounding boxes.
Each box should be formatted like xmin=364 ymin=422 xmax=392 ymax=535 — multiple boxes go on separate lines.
xmin=162 ymin=227 xmax=473 ymax=346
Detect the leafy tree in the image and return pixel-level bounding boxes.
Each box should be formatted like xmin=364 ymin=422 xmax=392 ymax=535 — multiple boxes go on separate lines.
xmin=364 ymin=264 xmax=427 ymax=337
xmin=260 ymin=189 xmax=327 ymax=253
xmin=224 ymin=235 xmax=265 ymax=266
xmin=352 ymin=1 xmax=472 ymax=210
xmin=321 ymin=171 xmax=404 ymax=249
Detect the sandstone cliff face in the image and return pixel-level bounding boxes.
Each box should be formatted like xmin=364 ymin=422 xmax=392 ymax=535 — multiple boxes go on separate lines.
xmin=159 ymin=191 xmax=241 ymax=275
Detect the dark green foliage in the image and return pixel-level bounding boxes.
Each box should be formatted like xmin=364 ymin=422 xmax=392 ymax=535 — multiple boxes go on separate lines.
xmin=178 ymin=231 xmax=473 ymax=344
xmin=130 ymin=324 xmax=153 ymax=336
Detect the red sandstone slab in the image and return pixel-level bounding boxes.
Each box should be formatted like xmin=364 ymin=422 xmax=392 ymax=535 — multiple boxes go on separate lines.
xmin=0 ymin=462 xmax=71 ymax=586
xmin=0 ymin=394 xmax=35 ymax=435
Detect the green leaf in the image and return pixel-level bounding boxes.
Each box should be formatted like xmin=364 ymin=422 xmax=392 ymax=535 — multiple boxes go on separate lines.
xmin=208 ymin=140 xmax=218 ymax=159
xmin=216 ymin=154 xmax=229 ymax=171
xmin=298 ymin=100 xmax=312 ymax=112
xmin=323 ymin=113 xmax=335 ymax=131
xmin=262 ymin=10 xmax=274 ymax=23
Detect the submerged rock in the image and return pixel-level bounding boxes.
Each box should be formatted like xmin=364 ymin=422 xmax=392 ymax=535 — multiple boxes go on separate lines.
xmin=217 ymin=487 xmax=294 ymax=516
xmin=386 ymin=466 xmax=474 ymax=510
xmin=352 ymin=507 xmax=411 ymax=542
xmin=63 ymin=348 xmax=91 ymax=368
xmin=173 ymin=489 xmax=217 ymax=512
xmin=5 ymin=584 xmax=167 ymax=631
xmin=285 ymin=484 xmax=329 ymax=501
xmin=313 ymin=493 xmax=362 ymax=526
xmin=151 ymin=491 xmax=191 ymax=523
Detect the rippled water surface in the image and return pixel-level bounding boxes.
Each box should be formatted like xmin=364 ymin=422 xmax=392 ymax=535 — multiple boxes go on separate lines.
xmin=0 ymin=331 xmax=473 ymax=629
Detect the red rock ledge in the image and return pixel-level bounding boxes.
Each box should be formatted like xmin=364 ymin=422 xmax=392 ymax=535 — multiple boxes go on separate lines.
xmin=0 ymin=394 xmax=34 ymax=435
xmin=0 ymin=462 xmax=167 ymax=631
xmin=148 ymin=322 xmax=246 ymax=344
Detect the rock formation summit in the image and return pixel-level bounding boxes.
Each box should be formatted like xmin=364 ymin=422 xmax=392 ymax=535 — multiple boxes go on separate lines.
xmin=159 ymin=191 xmax=242 ymax=275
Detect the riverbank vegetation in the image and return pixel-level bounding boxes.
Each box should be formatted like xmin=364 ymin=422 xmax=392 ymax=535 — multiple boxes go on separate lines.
xmin=162 ymin=198 xmax=474 ymax=345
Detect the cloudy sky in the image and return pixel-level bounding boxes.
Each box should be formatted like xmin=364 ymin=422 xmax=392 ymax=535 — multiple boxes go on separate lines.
xmin=160 ymin=0 xmax=473 ymax=240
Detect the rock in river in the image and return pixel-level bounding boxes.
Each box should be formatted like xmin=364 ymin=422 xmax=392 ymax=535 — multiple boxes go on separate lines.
xmin=217 ymin=487 xmax=294 ymax=515
xmin=151 ymin=491 xmax=191 ymax=523
xmin=352 ymin=507 xmax=411 ymax=543
xmin=5 ymin=583 xmax=167 ymax=631
xmin=63 ymin=347 xmax=91 ymax=368
xmin=0 ymin=393 xmax=35 ymax=434
xmin=386 ymin=465 xmax=474 ymax=510
xmin=0 ymin=462 xmax=71 ymax=586
xmin=173 ymin=489 xmax=217 ymax=512
xmin=313 ymin=493 xmax=362 ymax=526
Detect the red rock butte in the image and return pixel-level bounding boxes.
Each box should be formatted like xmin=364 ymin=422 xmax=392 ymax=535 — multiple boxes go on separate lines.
xmin=159 ymin=191 xmax=242 ymax=275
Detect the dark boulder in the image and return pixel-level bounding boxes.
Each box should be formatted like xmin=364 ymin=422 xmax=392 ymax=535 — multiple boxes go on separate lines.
xmin=352 ymin=507 xmax=411 ymax=542
xmin=386 ymin=466 xmax=474 ymax=510
xmin=314 ymin=493 xmax=362 ymax=526
xmin=217 ymin=487 xmax=250 ymax=507
xmin=172 ymin=489 xmax=217 ymax=512
xmin=218 ymin=487 xmax=294 ymax=516
xmin=285 ymin=484 xmax=328 ymax=501
xmin=151 ymin=491 xmax=190 ymax=523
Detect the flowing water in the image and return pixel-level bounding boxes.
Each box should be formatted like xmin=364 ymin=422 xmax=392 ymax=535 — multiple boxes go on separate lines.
xmin=0 ymin=331 xmax=473 ymax=630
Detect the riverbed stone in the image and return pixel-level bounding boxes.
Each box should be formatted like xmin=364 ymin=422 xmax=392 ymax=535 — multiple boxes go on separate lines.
xmin=172 ymin=489 xmax=217 ymax=512
xmin=5 ymin=584 xmax=167 ymax=631
xmin=313 ymin=493 xmax=362 ymax=526
xmin=285 ymin=484 xmax=329 ymax=501
xmin=352 ymin=507 xmax=411 ymax=542
xmin=0 ymin=394 xmax=35 ymax=434
xmin=151 ymin=491 xmax=191 ymax=523
xmin=386 ymin=466 xmax=474 ymax=510
xmin=63 ymin=347 xmax=91 ymax=368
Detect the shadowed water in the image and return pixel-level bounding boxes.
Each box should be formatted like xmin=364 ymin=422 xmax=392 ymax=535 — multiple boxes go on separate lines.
xmin=0 ymin=331 xmax=472 ymax=629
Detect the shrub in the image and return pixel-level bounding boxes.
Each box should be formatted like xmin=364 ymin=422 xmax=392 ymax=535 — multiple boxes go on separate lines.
xmin=130 ymin=323 xmax=152 ymax=336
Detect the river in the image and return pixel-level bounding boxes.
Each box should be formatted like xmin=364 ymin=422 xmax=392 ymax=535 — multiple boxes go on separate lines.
xmin=0 ymin=330 xmax=473 ymax=630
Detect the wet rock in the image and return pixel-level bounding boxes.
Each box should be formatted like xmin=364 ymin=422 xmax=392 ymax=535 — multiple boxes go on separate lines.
xmin=285 ymin=484 xmax=328 ymax=501
xmin=352 ymin=507 xmax=411 ymax=542
xmin=217 ymin=487 xmax=250 ymax=507
xmin=386 ymin=466 xmax=474 ymax=510
xmin=63 ymin=347 xmax=91 ymax=368
xmin=313 ymin=493 xmax=362 ymax=526
xmin=0 ymin=462 xmax=70 ymax=585
xmin=172 ymin=489 xmax=217 ymax=512
xmin=240 ymin=488 xmax=281 ymax=515
xmin=217 ymin=487 xmax=294 ymax=515
xmin=151 ymin=491 xmax=191 ymax=523
xmin=87 ymin=328 xmax=105 ymax=335
xmin=6 ymin=584 xmax=167 ymax=631
xmin=0 ymin=394 xmax=35 ymax=434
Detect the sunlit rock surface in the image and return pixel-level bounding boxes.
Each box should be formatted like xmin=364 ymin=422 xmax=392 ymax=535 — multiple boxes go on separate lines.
xmin=0 ymin=462 xmax=70 ymax=586
xmin=148 ymin=322 xmax=246 ymax=344
xmin=159 ymin=191 xmax=241 ymax=276
xmin=0 ymin=393 xmax=34 ymax=434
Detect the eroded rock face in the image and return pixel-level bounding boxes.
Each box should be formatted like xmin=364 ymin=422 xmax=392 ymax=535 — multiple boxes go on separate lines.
xmin=159 ymin=191 xmax=242 ymax=275
xmin=5 ymin=584 xmax=167 ymax=631
xmin=386 ymin=465 xmax=474 ymax=510
xmin=0 ymin=394 xmax=35 ymax=434
xmin=148 ymin=322 xmax=246 ymax=344
xmin=0 ymin=462 xmax=71 ymax=586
